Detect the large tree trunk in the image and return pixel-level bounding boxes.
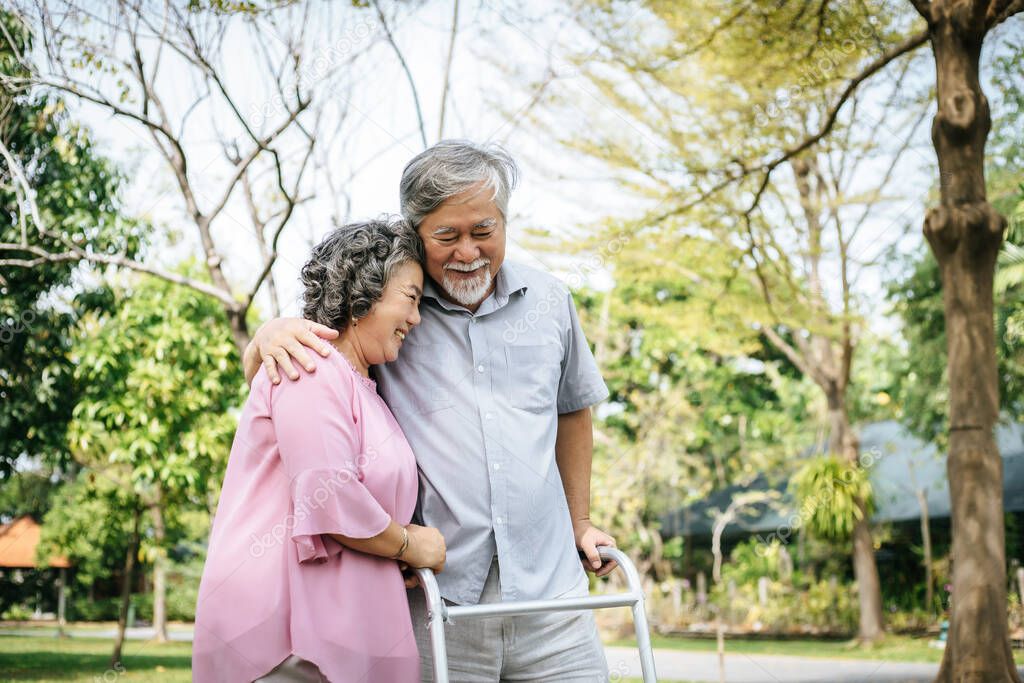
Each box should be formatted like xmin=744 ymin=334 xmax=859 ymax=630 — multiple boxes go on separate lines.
xmin=827 ymin=396 xmax=884 ymax=642
xmin=111 ymin=506 xmax=141 ymax=670
xmin=919 ymin=2 xmax=1020 ymax=680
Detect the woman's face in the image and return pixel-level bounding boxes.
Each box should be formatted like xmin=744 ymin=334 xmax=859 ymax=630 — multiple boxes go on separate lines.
xmin=355 ymin=260 xmax=424 ymax=365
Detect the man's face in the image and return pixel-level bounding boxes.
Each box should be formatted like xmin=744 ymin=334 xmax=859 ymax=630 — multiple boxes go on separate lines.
xmin=416 ymin=183 xmax=506 ymax=311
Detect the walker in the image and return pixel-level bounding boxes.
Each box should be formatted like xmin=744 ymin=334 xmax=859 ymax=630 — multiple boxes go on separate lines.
xmin=415 ymin=546 xmax=658 ymax=682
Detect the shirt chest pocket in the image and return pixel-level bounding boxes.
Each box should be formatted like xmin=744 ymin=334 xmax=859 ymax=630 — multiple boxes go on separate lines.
xmin=505 ymin=344 xmax=563 ymax=413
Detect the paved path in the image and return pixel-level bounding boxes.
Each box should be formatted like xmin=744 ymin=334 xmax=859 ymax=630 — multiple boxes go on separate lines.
xmin=605 ymin=645 xmax=946 ymax=682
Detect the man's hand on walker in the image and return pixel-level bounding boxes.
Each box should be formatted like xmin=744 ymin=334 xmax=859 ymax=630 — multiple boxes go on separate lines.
xmin=573 ymin=520 xmax=618 ymax=578
xmin=245 ymin=317 xmax=337 ymax=385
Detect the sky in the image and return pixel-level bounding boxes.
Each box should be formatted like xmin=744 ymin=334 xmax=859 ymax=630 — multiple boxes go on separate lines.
xmin=20 ymin=0 xmax=1021 ymax=337
xmin=48 ymin=1 xmax=625 ymax=318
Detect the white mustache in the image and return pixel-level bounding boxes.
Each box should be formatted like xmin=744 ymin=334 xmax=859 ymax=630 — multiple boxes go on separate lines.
xmin=444 ymin=258 xmax=489 ymax=273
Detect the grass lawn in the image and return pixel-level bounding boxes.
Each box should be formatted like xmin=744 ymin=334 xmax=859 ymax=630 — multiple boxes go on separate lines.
xmin=0 ymin=635 xmax=192 ymax=682
xmin=0 ymin=636 xmax=693 ymax=682
xmin=4 ymin=631 xmax=1021 ymax=681
xmin=610 ymin=633 xmax=1024 ymax=665
xmin=0 ymin=623 xmax=113 ymax=633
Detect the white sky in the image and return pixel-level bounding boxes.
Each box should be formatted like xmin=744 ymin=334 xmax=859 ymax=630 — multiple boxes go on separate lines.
xmin=55 ymin=1 xmax=623 ymax=319
xmin=29 ymin=1 xmax=1020 ymax=335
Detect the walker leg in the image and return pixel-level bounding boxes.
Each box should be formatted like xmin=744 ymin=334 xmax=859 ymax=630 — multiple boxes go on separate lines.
xmin=426 ymin=601 xmax=449 ymax=682
xmin=630 ymin=589 xmax=655 ymax=679
xmin=631 ymin=595 xmax=658 ymax=683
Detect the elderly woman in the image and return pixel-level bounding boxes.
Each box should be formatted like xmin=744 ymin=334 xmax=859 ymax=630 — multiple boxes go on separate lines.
xmin=193 ymin=218 xmax=445 ymax=683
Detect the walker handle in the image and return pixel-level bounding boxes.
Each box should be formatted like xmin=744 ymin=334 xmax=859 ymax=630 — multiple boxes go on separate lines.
xmin=415 ymin=546 xmax=658 ymax=682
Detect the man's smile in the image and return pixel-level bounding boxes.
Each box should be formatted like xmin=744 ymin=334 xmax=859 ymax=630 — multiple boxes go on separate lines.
xmin=445 ymin=259 xmax=490 ymax=279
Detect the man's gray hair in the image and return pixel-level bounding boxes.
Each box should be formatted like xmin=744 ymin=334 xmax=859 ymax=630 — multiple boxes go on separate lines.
xmin=300 ymin=217 xmax=423 ymax=332
xmin=400 ymin=139 xmax=519 ymax=228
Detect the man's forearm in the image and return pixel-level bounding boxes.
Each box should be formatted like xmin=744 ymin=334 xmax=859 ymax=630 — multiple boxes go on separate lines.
xmin=555 ymin=407 xmax=595 ymax=526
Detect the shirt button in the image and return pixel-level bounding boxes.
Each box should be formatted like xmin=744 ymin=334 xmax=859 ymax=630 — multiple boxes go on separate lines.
xmin=495 ymin=517 xmax=503 ymax=525
xmin=485 ymin=412 xmax=494 ymax=420
xmin=477 ymin=364 xmax=485 ymax=373
xmin=493 ymin=463 xmax=501 ymax=470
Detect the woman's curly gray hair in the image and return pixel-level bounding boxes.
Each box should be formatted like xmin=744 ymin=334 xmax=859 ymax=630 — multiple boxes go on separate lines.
xmin=300 ymin=218 xmax=424 ymax=332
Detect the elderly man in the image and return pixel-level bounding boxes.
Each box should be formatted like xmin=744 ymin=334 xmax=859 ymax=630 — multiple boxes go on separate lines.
xmin=245 ymin=140 xmax=615 ymax=682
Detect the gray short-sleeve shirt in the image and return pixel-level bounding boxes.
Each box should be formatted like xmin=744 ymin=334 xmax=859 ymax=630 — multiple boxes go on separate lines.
xmin=375 ymin=261 xmax=609 ymax=605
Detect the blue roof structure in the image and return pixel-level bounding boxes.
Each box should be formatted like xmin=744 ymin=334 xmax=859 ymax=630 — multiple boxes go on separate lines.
xmin=659 ymin=420 xmax=1024 ymax=539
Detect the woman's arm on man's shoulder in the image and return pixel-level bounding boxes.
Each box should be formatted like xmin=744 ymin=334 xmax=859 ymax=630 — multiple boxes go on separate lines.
xmin=244 ymin=318 xmax=339 ymax=386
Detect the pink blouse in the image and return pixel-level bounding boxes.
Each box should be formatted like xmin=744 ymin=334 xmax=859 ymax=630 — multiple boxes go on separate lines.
xmin=193 ymin=347 xmax=420 ymax=682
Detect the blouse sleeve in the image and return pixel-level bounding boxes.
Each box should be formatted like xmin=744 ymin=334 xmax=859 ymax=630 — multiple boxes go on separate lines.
xmin=270 ymin=361 xmax=391 ymax=564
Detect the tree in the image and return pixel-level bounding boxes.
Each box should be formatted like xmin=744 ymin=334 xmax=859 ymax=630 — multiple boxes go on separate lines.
xmin=887 ymin=251 xmax=1024 ymax=451
xmin=66 ymin=267 xmax=244 ymax=648
xmin=884 ymin=8 xmax=1024 ymax=673
xmin=535 ymin=0 xmax=1023 ymax=659
xmin=879 ymin=35 xmax=1022 ymax=623
xmin=792 ymin=455 xmax=875 ymax=544
xmin=533 ymin=0 xmax=931 ymax=641
xmin=566 ymin=235 xmax=819 ymax=580
xmin=0 ymin=0 xmax=374 ymax=354
xmin=37 ymin=470 xmax=139 ymax=626
xmin=0 ymin=10 xmax=141 ymax=476
xmin=0 ymin=468 xmax=58 ymax=522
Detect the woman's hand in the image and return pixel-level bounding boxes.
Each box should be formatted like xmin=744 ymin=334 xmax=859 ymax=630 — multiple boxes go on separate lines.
xmin=402 ymin=524 xmax=446 ymax=575
xmin=244 ymin=317 xmax=338 ymax=385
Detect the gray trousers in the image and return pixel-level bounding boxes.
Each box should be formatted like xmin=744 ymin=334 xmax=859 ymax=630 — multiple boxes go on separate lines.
xmin=408 ymin=559 xmax=609 ymax=682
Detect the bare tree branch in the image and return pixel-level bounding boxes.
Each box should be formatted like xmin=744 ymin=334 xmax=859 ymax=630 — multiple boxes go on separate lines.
xmin=0 ymin=130 xmax=239 ymax=306
xmin=909 ymin=0 xmax=933 ymax=21
xmin=755 ymin=30 xmax=929 ymax=196
xmin=2 ymin=1 xmax=345 ymax=352
xmin=205 ymin=100 xmax=310 ymax=224
xmin=652 ymin=29 xmax=929 ymax=223
xmin=987 ymin=0 xmax=1024 ymax=27
xmin=0 ymin=243 xmax=239 ymax=307
xmin=438 ymin=0 xmax=460 ymax=140
xmin=371 ymin=0 xmax=427 ymax=148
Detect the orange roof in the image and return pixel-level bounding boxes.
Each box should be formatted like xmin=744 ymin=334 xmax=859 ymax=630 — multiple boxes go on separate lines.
xmin=0 ymin=516 xmax=71 ymax=569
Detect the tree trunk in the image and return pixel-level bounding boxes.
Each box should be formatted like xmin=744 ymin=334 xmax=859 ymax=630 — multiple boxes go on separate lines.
xmin=227 ymin=309 xmax=250 ymax=359
xmin=790 ymin=151 xmax=884 ymax=641
xmin=919 ymin=3 xmax=1019 ymax=680
xmin=827 ymin=395 xmax=884 ymax=642
xmin=150 ymin=493 xmax=168 ymax=643
xmin=56 ymin=567 xmax=67 ymax=638
xmin=111 ymin=506 xmax=141 ymax=670
xmin=916 ymin=487 xmax=935 ymax=611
